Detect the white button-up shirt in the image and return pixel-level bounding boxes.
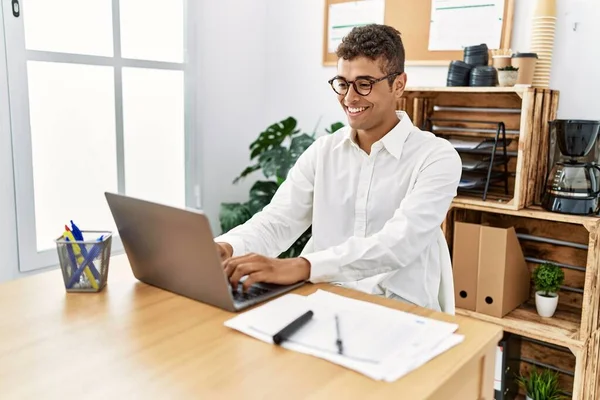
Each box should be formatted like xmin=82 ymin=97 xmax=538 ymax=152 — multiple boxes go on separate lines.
xmin=216 ymin=111 xmax=461 ymax=311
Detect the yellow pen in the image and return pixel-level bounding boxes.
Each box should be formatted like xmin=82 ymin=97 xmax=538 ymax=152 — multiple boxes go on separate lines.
xmin=63 ymin=230 xmax=99 ymax=290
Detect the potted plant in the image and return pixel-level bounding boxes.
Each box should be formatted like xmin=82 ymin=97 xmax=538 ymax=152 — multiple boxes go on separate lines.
xmin=532 ymin=262 xmax=564 ymax=317
xmin=219 ymin=117 xmax=344 ymax=258
xmin=497 ymin=65 xmax=519 ymax=87
xmin=516 ymin=366 xmax=566 ymax=400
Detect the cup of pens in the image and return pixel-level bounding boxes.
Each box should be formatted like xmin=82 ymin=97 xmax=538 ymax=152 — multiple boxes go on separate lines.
xmin=55 ymin=221 xmax=113 ymax=293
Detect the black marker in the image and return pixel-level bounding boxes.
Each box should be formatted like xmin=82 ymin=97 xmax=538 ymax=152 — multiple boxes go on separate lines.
xmin=273 ymin=310 xmax=314 ymax=345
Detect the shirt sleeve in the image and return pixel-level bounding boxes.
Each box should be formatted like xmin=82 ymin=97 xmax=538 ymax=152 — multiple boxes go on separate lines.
xmin=302 ymin=142 xmax=461 ymax=283
xmin=214 ymin=140 xmax=317 ymax=258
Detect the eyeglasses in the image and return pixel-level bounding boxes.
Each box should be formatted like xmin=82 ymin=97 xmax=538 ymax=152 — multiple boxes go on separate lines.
xmin=328 ymin=72 xmax=401 ymax=96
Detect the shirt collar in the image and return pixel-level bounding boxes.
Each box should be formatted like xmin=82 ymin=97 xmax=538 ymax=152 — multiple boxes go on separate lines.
xmin=333 ymin=110 xmax=414 ymax=160
xmin=380 ymin=110 xmax=413 ymax=159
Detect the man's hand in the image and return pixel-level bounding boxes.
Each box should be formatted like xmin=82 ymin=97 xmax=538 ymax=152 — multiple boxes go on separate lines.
xmin=215 ymin=242 xmax=233 ymax=261
xmin=223 ymin=253 xmax=311 ymax=291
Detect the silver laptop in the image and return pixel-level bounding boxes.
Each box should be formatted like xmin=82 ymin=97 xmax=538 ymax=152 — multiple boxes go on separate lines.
xmin=105 ymin=192 xmax=304 ymax=312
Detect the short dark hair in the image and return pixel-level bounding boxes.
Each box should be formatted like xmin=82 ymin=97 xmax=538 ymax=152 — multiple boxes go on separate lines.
xmin=336 ymin=24 xmax=405 ymax=81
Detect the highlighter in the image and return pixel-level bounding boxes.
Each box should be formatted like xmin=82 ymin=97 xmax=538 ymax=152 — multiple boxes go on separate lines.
xmin=66 ymin=240 xmax=104 ymax=290
xmin=63 ymin=230 xmax=99 ymax=290
xmin=68 ymin=221 xmax=100 ymax=280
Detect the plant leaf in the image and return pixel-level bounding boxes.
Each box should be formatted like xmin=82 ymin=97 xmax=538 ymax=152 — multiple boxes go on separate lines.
xmin=326 ymin=121 xmax=345 ymax=134
xmin=249 ymin=117 xmax=299 ymax=160
xmin=258 ymin=146 xmax=292 ymax=180
xmin=219 ymin=203 xmax=253 ymax=233
xmin=279 ymin=227 xmax=312 ymax=259
xmin=289 ymin=133 xmax=315 ymax=164
xmin=246 ymin=180 xmax=279 ymax=214
xmin=233 ymin=164 xmax=261 ymax=184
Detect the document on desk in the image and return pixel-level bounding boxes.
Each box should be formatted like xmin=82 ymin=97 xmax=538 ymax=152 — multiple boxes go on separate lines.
xmin=224 ymin=290 xmax=465 ymax=382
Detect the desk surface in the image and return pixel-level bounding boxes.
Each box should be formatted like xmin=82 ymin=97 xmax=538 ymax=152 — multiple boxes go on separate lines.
xmin=0 ymin=256 xmax=502 ymax=399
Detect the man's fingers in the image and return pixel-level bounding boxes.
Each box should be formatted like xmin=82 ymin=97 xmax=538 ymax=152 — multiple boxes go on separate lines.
xmin=223 ymin=253 xmax=260 ymax=269
xmin=230 ymin=262 xmax=264 ymax=289
xmin=223 ymin=255 xmax=249 ymax=277
xmin=242 ymin=271 xmax=269 ymax=291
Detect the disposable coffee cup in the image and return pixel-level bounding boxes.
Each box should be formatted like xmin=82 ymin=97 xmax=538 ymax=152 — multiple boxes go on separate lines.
xmin=492 ymin=55 xmax=511 ymax=69
xmin=511 ymin=52 xmax=538 ymax=85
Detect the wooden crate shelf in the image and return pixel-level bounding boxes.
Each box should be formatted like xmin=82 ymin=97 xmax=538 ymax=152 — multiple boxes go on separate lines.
xmin=510 ymin=331 xmax=600 ymax=400
xmin=445 ymin=203 xmax=600 ymax=348
xmin=520 ymin=337 xmax=576 ymax=398
xmin=398 ymin=87 xmax=559 ymax=211
xmin=444 ymin=203 xmax=600 ymax=399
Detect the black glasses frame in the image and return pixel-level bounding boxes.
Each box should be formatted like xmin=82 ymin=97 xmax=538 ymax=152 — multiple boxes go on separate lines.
xmin=328 ymin=72 xmax=402 ymax=96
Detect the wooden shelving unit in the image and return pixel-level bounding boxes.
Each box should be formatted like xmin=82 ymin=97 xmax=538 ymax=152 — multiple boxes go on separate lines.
xmin=399 ymin=87 xmax=559 ymax=210
xmin=409 ymin=87 xmax=599 ymax=398
xmin=444 ymin=202 xmax=600 ymax=399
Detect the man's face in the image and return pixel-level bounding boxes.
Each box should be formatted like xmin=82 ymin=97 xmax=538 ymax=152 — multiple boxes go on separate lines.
xmin=333 ymin=56 xmax=406 ymax=131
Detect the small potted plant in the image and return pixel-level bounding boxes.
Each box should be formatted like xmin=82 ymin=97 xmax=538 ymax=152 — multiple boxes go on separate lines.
xmin=516 ymin=366 xmax=566 ymax=400
xmin=497 ymin=65 xmax=519 ymax=86
xmin=532 ymin=262 xmax=564 ymax=317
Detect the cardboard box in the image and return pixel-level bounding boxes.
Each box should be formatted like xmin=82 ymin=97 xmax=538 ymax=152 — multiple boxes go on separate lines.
xmin=452 ymin=222 xmax=480 ymax=311
xmin=453 ymin=222 xmax=530 ymax=318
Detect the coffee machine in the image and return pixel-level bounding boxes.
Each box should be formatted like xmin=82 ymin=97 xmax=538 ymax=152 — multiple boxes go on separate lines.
xmin=542 ymin=119 xmax=600 ymax=215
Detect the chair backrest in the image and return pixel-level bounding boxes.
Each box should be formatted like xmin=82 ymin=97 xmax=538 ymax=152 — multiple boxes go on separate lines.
xmin=437 ymin=228 xmax=456 ymax=315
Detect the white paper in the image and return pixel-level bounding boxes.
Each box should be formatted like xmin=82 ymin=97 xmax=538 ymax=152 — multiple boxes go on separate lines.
xmin=224 ymin=291 xmax=464 ymax=382
xmin=328 ymin=0 xmax=385 ymax=53
xmin=428 ymin=0 xmax=505 ymax=51
xmin=449 ymin=138 xmax=484 ymax=149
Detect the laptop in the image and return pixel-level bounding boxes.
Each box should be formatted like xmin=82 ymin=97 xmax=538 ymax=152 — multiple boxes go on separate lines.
xmin=104 ymin=192 xmax=305 ymax=312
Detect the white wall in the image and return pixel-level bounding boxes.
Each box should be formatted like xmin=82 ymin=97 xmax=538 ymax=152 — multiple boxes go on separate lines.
xmin=543 ymin=0 xmax=600 ymax=119
xmin=195 ymin=0 xmax=269 ymax=232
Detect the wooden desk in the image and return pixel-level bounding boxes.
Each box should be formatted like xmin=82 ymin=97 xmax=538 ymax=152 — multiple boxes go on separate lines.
xmin=0 ymin=256 xmax=502 ymax=399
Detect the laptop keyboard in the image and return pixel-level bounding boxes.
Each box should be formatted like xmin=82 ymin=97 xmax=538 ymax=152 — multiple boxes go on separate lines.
xmin=231 ymin=285 xmax=271 ymax=302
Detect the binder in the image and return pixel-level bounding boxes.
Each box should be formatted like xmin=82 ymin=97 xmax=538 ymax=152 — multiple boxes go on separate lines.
xmin=494 ymin=333 xmax=521 ymax=400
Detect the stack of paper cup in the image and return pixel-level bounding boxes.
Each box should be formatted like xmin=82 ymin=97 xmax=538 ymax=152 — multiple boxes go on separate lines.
xmin=530 ymin=0 xmax=556 ymax=87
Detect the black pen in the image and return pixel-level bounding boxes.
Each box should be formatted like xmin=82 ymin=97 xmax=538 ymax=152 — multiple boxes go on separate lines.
xmin=273 ymin=310 xmax=314 ymax=345
xmin=335 ymin=314 xmax=344 ymax=355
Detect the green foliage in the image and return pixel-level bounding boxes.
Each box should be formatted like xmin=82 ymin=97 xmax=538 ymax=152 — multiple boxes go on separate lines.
xmin=219 ymin=117 xmax=344 ymax=258
xmin=516 ymin=366 xmax=566 ymax=400
xmin=532 ymin=262 xmax=565 ymax=296
xmin=498 ymin=65 xmax=519 ymax=71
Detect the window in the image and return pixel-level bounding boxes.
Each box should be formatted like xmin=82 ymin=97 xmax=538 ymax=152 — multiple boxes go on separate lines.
xmin=2 ymin=0 xmax=198 ymax=272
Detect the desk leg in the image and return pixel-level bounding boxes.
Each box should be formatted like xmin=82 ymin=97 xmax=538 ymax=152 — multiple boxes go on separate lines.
xmin=478 ymin=344 xmax=496 ymax=400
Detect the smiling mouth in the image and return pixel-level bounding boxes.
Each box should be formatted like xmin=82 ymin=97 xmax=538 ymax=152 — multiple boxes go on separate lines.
xmin=346 ymin=106 xmax=369 ymax=116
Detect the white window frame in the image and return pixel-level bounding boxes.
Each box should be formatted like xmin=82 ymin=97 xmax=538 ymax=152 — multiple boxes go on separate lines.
xmin=1 ymin=0 xmax=200 ymax=272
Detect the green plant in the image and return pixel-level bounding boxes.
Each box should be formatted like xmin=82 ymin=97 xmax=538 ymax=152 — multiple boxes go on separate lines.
xmin=498 ymin=65 xmax=519 ymax=71
xmin=532 ymin=262 xmax=565 ymax=297
xmin=516 ymin=366 xmax=566 ymax=400
xmin=219 ymin=116 xmax=344 ymax=258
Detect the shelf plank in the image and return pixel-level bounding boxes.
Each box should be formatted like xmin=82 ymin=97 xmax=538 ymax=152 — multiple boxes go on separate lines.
xmin=452 ymin=195 xmax=516 ymax=209
xmin=456 ymin=302 xmax=583 ymax=350
xmin=450 ymin=202 xmax=600 ymax=228
xmin=405 ymin=86 xmax=529 ymax=94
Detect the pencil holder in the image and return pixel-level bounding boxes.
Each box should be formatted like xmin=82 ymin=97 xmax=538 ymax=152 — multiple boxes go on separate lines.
xmin=55 ymin=231 xmax=113 ymax=292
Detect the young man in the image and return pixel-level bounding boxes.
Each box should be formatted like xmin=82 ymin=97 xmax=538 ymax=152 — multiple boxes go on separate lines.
xmin=215 ymin=24 xmax=461 ymax=312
